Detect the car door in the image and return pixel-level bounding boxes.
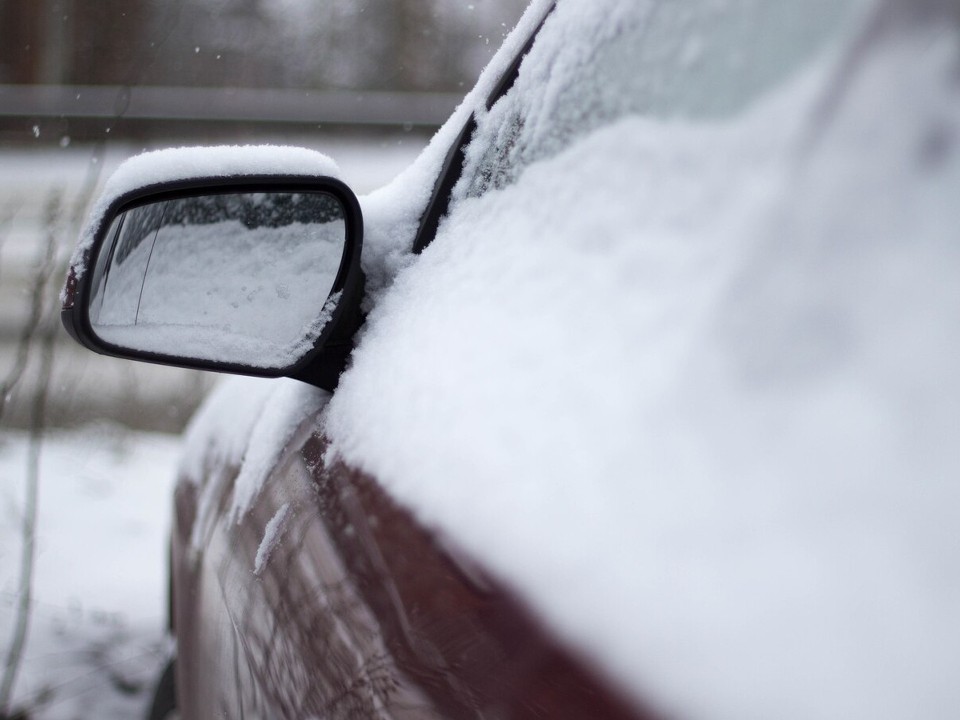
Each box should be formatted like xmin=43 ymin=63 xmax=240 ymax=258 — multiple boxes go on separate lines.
xmin=173 ymin=414 xmax=648 ymax=718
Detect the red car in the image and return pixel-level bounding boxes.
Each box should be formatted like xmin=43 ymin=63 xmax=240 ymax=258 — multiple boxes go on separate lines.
xmin=62 ymin=0 xmax=960 ymax=718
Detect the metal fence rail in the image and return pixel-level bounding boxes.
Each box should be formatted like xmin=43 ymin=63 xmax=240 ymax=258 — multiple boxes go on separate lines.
xmin=0 ymin=84 xmax=462 ymax=128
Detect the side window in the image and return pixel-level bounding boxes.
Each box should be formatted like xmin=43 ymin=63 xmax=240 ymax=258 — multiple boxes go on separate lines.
xmin=410 ymin=5 xmax=554 ymax=255
xmin=461 ymin=0 xmax=871 ymax=199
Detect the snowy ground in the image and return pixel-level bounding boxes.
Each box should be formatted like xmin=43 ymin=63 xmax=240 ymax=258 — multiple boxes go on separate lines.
xmin=0 ymin=427 xmax=181 ymax=719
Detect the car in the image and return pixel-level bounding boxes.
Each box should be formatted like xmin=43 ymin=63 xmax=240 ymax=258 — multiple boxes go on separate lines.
xmin=60 ymin=0 xmax=960 ymax=718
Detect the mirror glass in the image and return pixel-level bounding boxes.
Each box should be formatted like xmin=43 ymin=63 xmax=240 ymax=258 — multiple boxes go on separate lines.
xmin=87 ymin=190 xmax=346 ymax=369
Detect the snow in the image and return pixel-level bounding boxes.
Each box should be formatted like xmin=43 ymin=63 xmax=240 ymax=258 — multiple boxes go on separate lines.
xmin=320 ymin=6 xmax=960 ymax=720
xmin=179 ymin=375 xmax=329 ymax=553
xmin=65 ymin=145 xmax=342 ymax=297
xmin=0 ymin=427 xmax=180 ymax=719
xmin=227 ymin=378 xmax=328 ymax=522
xmin=355 ymin=0 xmax=556 ymax=298
xmin=254 ymin=502 xmax=291 ymax=576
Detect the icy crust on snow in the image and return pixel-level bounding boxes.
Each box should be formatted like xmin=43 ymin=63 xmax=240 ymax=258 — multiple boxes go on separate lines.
xmin=64 ymin=144 xmax=341 ymax=299
xmin=254 ymin=502 xmax=292 ymax=576
xmin=325 ymin=18 xmax=960 ymax=720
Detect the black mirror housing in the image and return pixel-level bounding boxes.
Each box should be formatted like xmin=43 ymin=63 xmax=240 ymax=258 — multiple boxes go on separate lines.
xmin=62 ymin=174 xmax=365 ymax=392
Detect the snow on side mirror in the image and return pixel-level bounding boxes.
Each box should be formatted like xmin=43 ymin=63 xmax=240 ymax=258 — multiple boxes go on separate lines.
xmin=62 ymin=172 xmax=364 ymax=391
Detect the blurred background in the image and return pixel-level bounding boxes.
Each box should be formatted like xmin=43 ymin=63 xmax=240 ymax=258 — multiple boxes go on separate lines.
xmin=0 ymin=1 xmax=526 ymax=717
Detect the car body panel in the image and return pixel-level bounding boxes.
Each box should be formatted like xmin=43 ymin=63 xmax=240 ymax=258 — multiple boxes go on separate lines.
xmin=171 ymin=412 xmax=652 ymax=719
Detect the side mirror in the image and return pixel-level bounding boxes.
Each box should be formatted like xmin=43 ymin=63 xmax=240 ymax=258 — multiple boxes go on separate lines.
xmin=62 ymin=175 xmax=364 ymax=391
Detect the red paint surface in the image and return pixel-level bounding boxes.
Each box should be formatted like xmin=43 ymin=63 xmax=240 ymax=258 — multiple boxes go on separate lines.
xmin=171 ymin=419 xmax=654 ymax=719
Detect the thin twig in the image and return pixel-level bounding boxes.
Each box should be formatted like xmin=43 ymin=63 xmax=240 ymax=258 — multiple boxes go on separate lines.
xmin=0 ymin=196 xmax=22 ymax=279
xmin=0 ymin=191 xmax=61 ymax=423
xmin=0 ymin=190 xmax=62 ymax=718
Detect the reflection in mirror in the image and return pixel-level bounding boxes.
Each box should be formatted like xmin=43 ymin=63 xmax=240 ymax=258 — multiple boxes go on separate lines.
xmin=87 ymin=191 xmax=346 ymax=368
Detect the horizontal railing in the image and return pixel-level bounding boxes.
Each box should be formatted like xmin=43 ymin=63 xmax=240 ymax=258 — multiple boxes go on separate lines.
xmin=0 ymin=84 xmax=462 ymax=128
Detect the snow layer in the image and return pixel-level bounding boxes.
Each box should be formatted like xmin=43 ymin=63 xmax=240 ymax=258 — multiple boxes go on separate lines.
xmin=355 ymin=0 xmax=557 ymax=299
xmin=254 ymin=502 xmax=291 ymax=576
xmin=64 ymin=145 xmax=341 ymax=297
xmin=323 ymin=9 xmax=960 ymax=720
xmin=171 ymin=0 xmax=960 ymax=718
xmin=0 ymin=428 xmax=180 ymax=719
xmin=180 ymin=375 xmax=329 ymax=552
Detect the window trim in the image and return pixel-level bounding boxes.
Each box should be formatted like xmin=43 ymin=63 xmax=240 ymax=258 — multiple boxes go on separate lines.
xmin=411 ymin=3 xmax=556 ymax=255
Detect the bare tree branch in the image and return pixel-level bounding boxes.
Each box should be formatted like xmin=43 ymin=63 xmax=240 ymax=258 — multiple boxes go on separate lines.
xmin=0 ymin=197 xmax=22 ymax=279
xmin=0 ymin=189 xmax=62 ymax=718
xmin=0 ymin=191 xmax=61 ymax=423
